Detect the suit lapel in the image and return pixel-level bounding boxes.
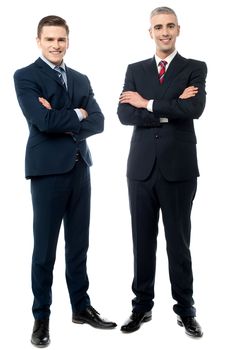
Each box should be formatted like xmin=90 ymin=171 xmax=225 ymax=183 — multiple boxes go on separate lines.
xmin=65 ymin=66 xmax=74 ymax=99
xmin=159 ymin=53 xmax=188 ymax=97
xmin=142 ymin=57 xmax=161 ymax=97
xmin=34 ymin=58 xmax=66 ymax=89
xmin=142 ymin=54 xmax=189 ymax=99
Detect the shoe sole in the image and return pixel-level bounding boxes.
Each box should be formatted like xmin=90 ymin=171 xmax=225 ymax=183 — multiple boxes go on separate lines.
xmin=31 ymin=340 xmax=50 ymax=348
xmin=72 ymin=319 xmax=116 ymax=329
xmin=177 ymin=319 xmax=183 ymax=327
xmin=72 ymin=319 xmax=85 ymax=324
xmin=143 ymin=315 xmax=152 ymax=323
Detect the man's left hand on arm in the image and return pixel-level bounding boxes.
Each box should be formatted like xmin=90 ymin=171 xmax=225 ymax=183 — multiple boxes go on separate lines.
xmin=119 ymin=91 xmax=148 ymax=109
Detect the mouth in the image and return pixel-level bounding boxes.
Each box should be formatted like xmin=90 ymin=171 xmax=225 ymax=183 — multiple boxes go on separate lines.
xmin=160 ymin=38 xmax=171 ymax=44
xmin=49 ymin=51 xmax=62 ymax=55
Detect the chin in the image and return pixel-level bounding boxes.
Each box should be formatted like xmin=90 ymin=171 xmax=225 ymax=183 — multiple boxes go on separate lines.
xmin=162 ymin=48 xmax=173 ymax=54
xmin=51 ymin=59 xmax=62 ymax=65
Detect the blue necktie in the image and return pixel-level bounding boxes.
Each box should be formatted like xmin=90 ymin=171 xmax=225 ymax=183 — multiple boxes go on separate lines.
xmin=54 ymin=66 xmax=66 ymax=88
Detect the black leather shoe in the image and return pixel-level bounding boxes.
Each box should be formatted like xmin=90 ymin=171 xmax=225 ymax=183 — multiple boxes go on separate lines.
xmin=121 ymin=310 xmax=152 ymax=333
xmin=31 ymin=319 xmax=50 ymax=347
xmin=177 ymin=315 xmax=203 ymax=337
xmin=72 ymin=306 xmax=117 ymax=329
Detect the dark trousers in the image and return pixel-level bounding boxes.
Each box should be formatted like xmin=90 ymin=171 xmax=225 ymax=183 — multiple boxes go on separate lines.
xmin=127 ymin=164 xmax=197 ymax=317
xmin=30 ymin=160 xmax=91 ymax=320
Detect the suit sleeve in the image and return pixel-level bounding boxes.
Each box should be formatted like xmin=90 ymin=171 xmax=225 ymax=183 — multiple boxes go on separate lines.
xmin=153 ymin=62 xmax=207 ymax=120
xmin=117 ymin=65 xmax=160 ymax=126
xmin=74 ymin=77 xmax=104 ymax=141
xmin=13 ymin=70 xmax=81 ymax=134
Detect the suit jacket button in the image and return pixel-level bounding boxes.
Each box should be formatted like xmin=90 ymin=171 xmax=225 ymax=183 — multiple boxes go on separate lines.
xmin=155 ymin=135 xmax=159 ymax=139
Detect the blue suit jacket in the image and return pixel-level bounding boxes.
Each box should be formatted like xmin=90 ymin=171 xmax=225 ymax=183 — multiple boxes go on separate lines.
xmin=14 ymin=58 xmax=104 ymax=178
xmin=117 ymin=53 xmax=207 ymax=182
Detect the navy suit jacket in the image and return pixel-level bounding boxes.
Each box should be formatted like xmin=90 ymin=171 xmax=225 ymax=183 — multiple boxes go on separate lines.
xmin=14 ymin=58 xmax=104 ymax=178
xmin=117 ymin=53 xmax=207 ymax=182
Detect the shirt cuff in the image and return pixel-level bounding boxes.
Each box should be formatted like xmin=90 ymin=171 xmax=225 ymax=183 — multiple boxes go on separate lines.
xmin=75 ymin=108 xmax=84 ymax=121
xmin=147 ymin=99 xmax=154 ymax=112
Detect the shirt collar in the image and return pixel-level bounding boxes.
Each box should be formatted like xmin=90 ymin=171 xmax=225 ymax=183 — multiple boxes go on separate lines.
xmin=40 ymin=55 xmax=66 ymax=71
xmin=155 ymin=50 xmax=177 ymax=68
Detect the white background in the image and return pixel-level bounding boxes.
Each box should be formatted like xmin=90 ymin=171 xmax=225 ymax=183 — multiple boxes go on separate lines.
xmin=1 ymin=0 xmax=233 ymax=349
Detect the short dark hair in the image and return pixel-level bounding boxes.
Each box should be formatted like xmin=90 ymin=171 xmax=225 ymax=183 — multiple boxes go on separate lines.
xmin=37 ymin=15 xmax=69 ymax=38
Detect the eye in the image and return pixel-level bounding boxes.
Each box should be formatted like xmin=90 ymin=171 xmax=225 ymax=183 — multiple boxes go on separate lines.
xmin=154 ymin=25 xmax=162 ymax=30
xmin=168 ymin=24 xmax=175 ymax=29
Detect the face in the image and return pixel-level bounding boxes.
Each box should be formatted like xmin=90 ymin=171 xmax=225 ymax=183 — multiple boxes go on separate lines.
xmin=149 ymin=13 xmax=180 ymax=58
xmin=36 ymin=25 xmax=69 ymax=65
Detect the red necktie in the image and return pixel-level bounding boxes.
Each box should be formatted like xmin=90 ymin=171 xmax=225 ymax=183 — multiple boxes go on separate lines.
xmin=158 ymin=60 xmax=167 ymax=84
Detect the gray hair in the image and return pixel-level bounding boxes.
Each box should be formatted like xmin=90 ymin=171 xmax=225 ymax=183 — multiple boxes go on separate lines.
xmin=150 ymin=6 xmax=177 ymax=19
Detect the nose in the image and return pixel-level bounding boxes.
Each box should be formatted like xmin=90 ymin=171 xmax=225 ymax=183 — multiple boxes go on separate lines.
xmin=159 ymin=25 xmax=170 ymax=36
xmin=161 ymin=28 xmax=169 ymax=36
xmin=53 ymin=40 xmax=60 ymax=48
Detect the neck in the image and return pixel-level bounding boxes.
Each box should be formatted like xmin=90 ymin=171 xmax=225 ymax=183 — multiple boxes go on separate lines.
xmin=156 ymin=49 xmax=176 ymax=60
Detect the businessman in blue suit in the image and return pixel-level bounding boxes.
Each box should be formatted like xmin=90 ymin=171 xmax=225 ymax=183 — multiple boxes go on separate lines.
xmin=14 ymin=15 xmax=116 ymax=347
xmin=118 ymin=7 xmax=207 ymax=337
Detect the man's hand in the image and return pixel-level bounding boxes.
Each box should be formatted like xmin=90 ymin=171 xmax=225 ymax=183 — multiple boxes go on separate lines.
xmin=179 ymin=86 xmax=198 ymax=99
xmin=119 ymin=91 xmax=149 ymax=109
xmin=79 ymin=108 xmax=88 ymax=119
xmin=39 ymin=97 xmax=52 ymax=109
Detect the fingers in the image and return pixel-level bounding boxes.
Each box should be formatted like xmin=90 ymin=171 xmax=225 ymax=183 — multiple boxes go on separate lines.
xmin=119 ymin=93 xmax=129 ymax=103
xmin=179 ymin=86 xmax=199 ymax=99
xmin=79 ymin=108 xmax=88 ymax=119
xmin=38 ymin=97 xmax=52 ymax=109
xmin=119 ymin=91 xmax=136 ymax=103
xmin=185 ymin=86 xmax=198 ymax=92
xmin=119 ymin=91 xmax=148 ymax=108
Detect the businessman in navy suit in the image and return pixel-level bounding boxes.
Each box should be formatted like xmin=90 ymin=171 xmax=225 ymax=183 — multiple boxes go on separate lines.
xmin=14 ymin=15 xmax=116 ymax=347
xmin=118 ymin=7 xmax=207 ymax=337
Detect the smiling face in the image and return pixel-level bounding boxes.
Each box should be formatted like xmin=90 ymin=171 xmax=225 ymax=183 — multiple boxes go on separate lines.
xmin=149 ymin=13 xmax=180 ymax=58
xmin=36 ymin=25 xmax=69 ymax=65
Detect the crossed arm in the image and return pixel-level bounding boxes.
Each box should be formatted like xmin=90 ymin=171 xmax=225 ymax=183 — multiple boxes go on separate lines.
xmin=119 ymin=86 xmax=198 ymax=108
xmin=40 ymin=86 xmax=197 ymax=115
xmin=38 ymin=97 xmax=88 ymax=119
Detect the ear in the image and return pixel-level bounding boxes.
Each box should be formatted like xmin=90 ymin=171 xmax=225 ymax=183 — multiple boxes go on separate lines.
xmin=149 ymin=28 xmax=153 ymax=39
xmin=36 ymin=37 xmax=41 ymax=48
xmin=177 ymin=25 xmax=180 ymax=37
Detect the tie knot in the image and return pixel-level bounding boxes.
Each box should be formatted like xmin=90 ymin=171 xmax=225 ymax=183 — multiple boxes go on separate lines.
xmin=159 ymin=60 xmax=167 ymax=68
xmin=54 ymin=66 xmax=64 ymax=74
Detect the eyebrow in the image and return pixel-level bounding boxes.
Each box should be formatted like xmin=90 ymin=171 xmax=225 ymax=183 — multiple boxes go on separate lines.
xmin=44 ymin=36 xmax=67 ymax=40
xmin=153 ymin=22 xmax=176 ymax=28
